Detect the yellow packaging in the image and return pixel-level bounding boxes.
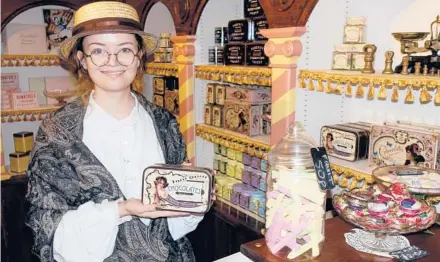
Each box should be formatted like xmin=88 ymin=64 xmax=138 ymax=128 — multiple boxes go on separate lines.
xmin=9 ymin=152 xmax=30 ymax=173
xmin=13 ymin=131 xmax=34 ymax=153
xmin=226 ymin=160 xmax=237 ymax=177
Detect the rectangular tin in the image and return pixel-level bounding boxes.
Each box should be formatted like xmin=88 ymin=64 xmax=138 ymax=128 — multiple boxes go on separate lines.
xmin=228 ymin=19 xmax=254 ymax=42
xmin=244 ymin=0 xmax=265 ymax=18
xmin=142 ymin=164 xmax=214 ymax=214
xmin=225 ymin=86 xmax=271 ymax=104
xmin=321 ymin=125 xmax=369 ymax=161
xmin=204 ymin=104 xmax=213 ymax=125
xmin=246 ymin=43 xmax=269 ymax=66
xmin=224 ymin=44 xmax=246 ymax=66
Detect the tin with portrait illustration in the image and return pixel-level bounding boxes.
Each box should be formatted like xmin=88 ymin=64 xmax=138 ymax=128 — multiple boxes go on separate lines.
xmin=142 ymin=164 xmax=214 ymax=214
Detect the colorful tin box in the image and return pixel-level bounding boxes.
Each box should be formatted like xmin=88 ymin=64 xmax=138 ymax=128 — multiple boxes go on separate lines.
xmin=321 ymin=125 xmax=369 ymax=161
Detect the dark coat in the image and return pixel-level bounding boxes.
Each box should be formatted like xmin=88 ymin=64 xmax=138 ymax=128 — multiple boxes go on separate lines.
xmin=25 ymin=91 xmax=194 ymax=262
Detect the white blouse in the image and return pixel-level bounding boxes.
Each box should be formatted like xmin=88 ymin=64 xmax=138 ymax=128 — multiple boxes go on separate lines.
xmin=53 ymin=93 xmax=203 ymax=262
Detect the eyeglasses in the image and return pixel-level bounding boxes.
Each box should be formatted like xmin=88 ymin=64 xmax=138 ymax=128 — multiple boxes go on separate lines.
xmin=84 ymin=48 xmax=138 ymax=67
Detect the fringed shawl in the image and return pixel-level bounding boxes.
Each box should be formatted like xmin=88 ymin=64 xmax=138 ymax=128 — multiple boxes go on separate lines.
xmin=25 ymin=91 xmax=195 ymax=262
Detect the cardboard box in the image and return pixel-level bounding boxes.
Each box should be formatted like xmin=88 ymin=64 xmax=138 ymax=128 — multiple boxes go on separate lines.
xmin=2 ymin=24 xmax=47 ymax=54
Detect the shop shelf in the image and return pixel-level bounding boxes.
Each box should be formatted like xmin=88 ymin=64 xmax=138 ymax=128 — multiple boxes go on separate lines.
xmin=146 ymin=62 xmax=179 ymax=77
xmin=1 ymin=105 xmax=60 ymax=123
xmin=196 ymin=124 xmax=270 ymax=158
xmin=195 ymin=65 xmax=272 ymax=86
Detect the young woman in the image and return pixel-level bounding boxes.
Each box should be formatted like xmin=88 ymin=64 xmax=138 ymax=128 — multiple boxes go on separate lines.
xmin=25 ymin=2 xmax=205 ymax=261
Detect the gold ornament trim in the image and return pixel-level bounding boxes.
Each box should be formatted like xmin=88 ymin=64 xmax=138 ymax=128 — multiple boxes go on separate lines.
xmin=1 ymin=55 xmax=60 ymax=67
xmin=1 ymin=106 xmax=60 ymax=123
xmin=331 ymin=161 xmax=375 ymax=190
xmin=195 ymin=65 xmax=272 ymax=86
xmin=196 ymin=124 xmax=270 ymax=158
xmin=299 ymin=70 xmax=440 ymax=105
xmin=146 ymin=62 xmax=179 ymax=77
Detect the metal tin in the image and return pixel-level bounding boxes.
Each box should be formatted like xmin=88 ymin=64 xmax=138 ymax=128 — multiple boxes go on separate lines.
xmin=224 ymin=44 xmax=246 ymax=65
xmin=213 ymin=154 xmax=221 ymax=171
xmin=164 ymin=89 xmax=179 ymax=115
xmin=260 ymin=159 xmax=268 ymax=172
xmin=206 ymin=83 xmax=216 ymax=104
xmin=253 ymin=17 xmax=269 ymax=41
xmin=242 ymin=166 xmax=252 ymax=184
xmin=153 ymin=94 xmax=164 ymax=107
xmin=249 ymin=190 xmax=265 ymax=215
xmin=9 ymin=151 xmax=30 ymax=173
xmin=235 ymin=151 xmax=243 ymax=163
xmin=228 ymin=19 xmax=254 ymax=42
xmin=216 ymin=46 xmax=224 ymax=65
xmin=220 ymin=145 xmax=228 ymax=156
xmin=244 ymin=0 xmax=265 ymax=18
xmin=243 ymin=153 xmax=252 ymax=166
xmin=321 ymin=125 xmax=370 ymax=161
xmin=227 ymin=148 xmax=236 ymax=160
xmin=215 ymin=27 xmax=228 ymax=46
xmin=250 ymin=168 xmax=261 ymax=188
xmin=208 ymin=46 xmax=216 ymax=64
xmin=251 ymin=157 xmax=261 ymax=170
xmin=223 ymin=179 xmax=236 ymax=201
xmin=239 ymin=186 xmax=254 ymax=209
xmin=215 ymin=84 xmax=226 ymax=105
xmin=212 ymin=105 xmax=223 ymax=127
xmin=13 ymin=131 xmax=34 ymax=153
xmin=204 ymin=104 xmax=212 ymax=125
xmin=214 ymin=143 xmax=221 ymax=154
xmin=142 ymin=164 xmax=214 ymax=214
xmin=231 ymin=183 xmax=246 ymax=205
xmin=225 ymin=86 xmax=271 ymax=104
xmin=226 ymin=160 xmax=236 ymax=177
xmin=153 ymin=77 xmax=165 ymax=94
xmin=235 ymin=162 xmax=244 ymax=180
xmin=246 ymin=43 xmax=269 ymax=66
xmin=219 ymin=157 xmax=227 ymax=173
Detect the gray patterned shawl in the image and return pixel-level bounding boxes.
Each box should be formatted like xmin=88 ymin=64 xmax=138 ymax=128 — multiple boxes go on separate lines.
xmin=25 ymin=91 xmax=195 ymax=262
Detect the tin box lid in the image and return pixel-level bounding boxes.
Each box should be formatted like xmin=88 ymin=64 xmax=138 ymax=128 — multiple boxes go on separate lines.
xmin=13 ymin=131 xmax=33 ymax=138
xmin=241 ymin=186 xmax=255 ymax=196
xmin=232 ymin=183 xmax=247 ymax=191
xmin=9 ymin=151 xmax=30 ymax=158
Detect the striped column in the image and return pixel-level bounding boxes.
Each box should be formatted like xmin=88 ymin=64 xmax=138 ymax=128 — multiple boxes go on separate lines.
xmin=1 ymin=130 xmax=8 ymax=179
xmin=261 ymin=27 xmax=306 ymax=146
xmin=170 ymin=35 xmax=196 ymax=165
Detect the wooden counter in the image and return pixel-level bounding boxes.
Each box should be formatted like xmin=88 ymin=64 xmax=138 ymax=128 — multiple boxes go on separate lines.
xmin=241 ymin=217 xmax=440 ymax=262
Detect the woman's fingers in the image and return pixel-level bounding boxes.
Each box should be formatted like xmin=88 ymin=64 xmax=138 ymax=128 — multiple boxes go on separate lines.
xmin=138 ymin=210 xmax=191 ymax=218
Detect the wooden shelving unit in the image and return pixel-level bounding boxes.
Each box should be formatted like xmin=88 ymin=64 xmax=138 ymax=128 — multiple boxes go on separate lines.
xmin=1 ymin=106 xmax=60 ymax=123
xmin=1 ymin=54 xmax=61 ymax=67
xmin=195 ymin=65 xmax=272 ymax=86
xmin=146 ymin=62 xmax=179 ymax=77
xmin=298 ymin=69 xmax=440 ymax=105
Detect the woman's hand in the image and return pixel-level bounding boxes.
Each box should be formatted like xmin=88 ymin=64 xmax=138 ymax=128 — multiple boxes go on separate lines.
xmin=119 ymin=198 xmax=190 ymax=219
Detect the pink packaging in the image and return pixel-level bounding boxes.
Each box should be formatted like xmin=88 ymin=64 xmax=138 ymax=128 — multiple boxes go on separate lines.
xmin=2 ymin=24 xmax=47 ymax=54
xmin=225 ymin=86 xmax=271 ymax=104
xmin=1 ymin=88 xmax=21 ymax=109
xmin=11 ymin=92 xmax=39 ymax=109
xmin=1 ymin=73 xmax=19 ymax=89
xmin=369 ymin=125 xmax=440 ymax=170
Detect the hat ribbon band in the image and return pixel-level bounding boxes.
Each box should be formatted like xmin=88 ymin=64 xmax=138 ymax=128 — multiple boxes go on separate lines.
xmin=73 ymin=19 xmax=143 ymax=36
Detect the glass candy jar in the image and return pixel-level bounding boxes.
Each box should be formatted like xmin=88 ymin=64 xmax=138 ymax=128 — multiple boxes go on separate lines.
xmin=265 ymin=122 xmax=326 ymax=260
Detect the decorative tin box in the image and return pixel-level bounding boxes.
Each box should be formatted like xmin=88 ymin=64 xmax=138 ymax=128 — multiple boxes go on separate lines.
xmin=206 ymin=83 xmax=216 ymax=104
xmin=223 ymin=101 xmax=262 ymax=136
xmin=142 ymin=164 xmax=214 ymax=214
xmin=153 ymin=77 xmax=165 ymax=95
xmin=13 ymin=131 xmax=34 ymax=153
xmin=228 ymin=19 xmax=254 ymax=42
xmin=164 ymin=90 xmax=179 ymax=115
xmin=351 ymin=44 xmax=366 ymax=70
xmin=225 ymin=86 xmax=271 ymax=104
xmin=246 ymin=43 xmax=269 ymax=66
xmin=215 ymin=84 xmax=227 ymax=105
xmin=224 ymin=44 xmax=246 ymax=66
xmin=215 ymin=27 xmax=228 ymax=46
xmin=153 ymin=94 xmax=164 ymax=107
xmin=204 ymin=104 xmax=213 ymax=125
xmin=212 ymin=105 xmax=223 ymax=127
xmin=244 ymin=0 xmax=265 ymax=18
xmin=369 ymin=125 xmax=440 ymax=170
xmin=2 ymin=24 xmax=47 ymax=54
xmin=253 ymin=17 xmax=269 ymax=41
xmin=343 ymin=17 xmax=366 ymax=44
xmin=332 ymin=44 xmax=352 ymax=70
xmin=321 ymin=125 xmax=369 ymax=161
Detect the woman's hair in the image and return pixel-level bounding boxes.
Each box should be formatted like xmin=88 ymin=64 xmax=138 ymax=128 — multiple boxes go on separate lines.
xmin=154 ymin=176 xmax=169 ymax=188
xmin=61 ymin=34 xmax=148 ymax=102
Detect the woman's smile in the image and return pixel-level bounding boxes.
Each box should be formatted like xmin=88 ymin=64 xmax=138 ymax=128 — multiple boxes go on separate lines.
xmin=100 ymin=70 xmax=126 ymax=78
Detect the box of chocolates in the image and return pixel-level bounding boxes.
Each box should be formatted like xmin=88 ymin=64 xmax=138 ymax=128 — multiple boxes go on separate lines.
xmin=212 ymin=105 xmax=223 ymax=127
xmin=142 ymin=164 xmax=214 ymax=214
xmin=204 ymin=105 xmax=213 ymax=125
xmin=206 ymin=83 xmax=216 ymax=104
xmin=215 ymin=84 xmax=227 ymax=105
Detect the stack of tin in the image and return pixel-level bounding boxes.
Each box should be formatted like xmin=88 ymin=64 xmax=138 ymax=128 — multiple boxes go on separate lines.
xmin=154 ymin=33 xmax=174 ymax=63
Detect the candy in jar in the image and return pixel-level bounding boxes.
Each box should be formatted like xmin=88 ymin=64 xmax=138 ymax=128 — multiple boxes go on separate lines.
xmin=265 ymin=122 xmax=326 ymax=260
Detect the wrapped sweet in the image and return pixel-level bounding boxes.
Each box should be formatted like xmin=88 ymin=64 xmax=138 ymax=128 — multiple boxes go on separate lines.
xmin=265 ymin=122 xmax=326 ymax=260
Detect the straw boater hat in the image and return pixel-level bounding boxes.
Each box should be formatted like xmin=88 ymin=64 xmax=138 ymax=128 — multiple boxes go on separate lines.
xmin=60 ymin=1 xmax=158 ymax=60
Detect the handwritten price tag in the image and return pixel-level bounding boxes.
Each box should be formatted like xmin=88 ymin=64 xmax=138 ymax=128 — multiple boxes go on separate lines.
xmin=310 ymin=147 xmax=335 ymax=190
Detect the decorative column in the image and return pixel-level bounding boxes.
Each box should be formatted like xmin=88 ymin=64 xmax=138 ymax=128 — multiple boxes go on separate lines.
xmin=1 ymin=130 xmax=9 ymax=180
xmin=261 ymin=27 xmax=306 ymax=146
xmin=170 ymin=35 xmax=196 ymax=164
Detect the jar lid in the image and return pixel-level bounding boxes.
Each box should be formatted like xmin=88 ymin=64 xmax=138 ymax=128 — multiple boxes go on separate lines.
xmin=268 ymin=122 xmax=317 ymax=168
xmin=251 ymin=190 xmax=265 ymax=199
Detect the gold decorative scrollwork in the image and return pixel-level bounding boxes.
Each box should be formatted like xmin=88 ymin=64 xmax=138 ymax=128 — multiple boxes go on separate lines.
xmin=146 ymin=63 xmax=179 ymax=77
xmin=299 ymin=70 xmax=440 ymax=105
xmin=196 ymin=124 xmax=270 ymax=158
xmin=195 ymin=65 xmax=272 ymax=86
xmin=1 ymin=106 xmax=59 ymax=123
xmin=1 ymin=54 xmax=60 ymax=67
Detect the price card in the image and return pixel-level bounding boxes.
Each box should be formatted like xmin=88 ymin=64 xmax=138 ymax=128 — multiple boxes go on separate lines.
xmin=311 ymin=147 xmax=336 ymax=190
